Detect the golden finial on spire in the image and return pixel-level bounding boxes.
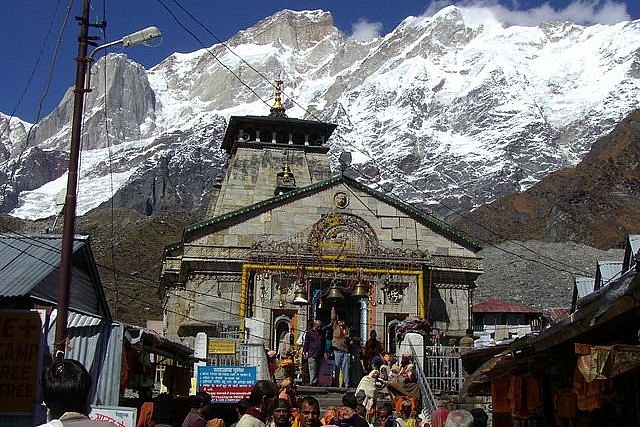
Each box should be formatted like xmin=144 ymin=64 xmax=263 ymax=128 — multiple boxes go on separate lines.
xmin=269 ymin=80 xmax=287 ymax=118
xmin=282 ymin=163 xmax=292 ymax=179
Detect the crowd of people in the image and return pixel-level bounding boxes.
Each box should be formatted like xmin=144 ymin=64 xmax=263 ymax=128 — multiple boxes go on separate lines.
xmin=36 ymin=315 xmax=486 ymax=427
xmin=143 ymin=380 xmax=484 ymax=427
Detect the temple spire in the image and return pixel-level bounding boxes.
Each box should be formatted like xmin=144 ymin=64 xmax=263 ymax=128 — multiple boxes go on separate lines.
xmin=269 ymin=80 xmax=287 ymax=118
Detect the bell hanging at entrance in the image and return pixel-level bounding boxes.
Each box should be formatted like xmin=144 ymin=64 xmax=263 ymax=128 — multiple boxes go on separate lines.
xmin=326 ymin=283 xmax=345 ymax=301
xmin=352 ymin=282 xmax=368 ymax=298
xmin=291 ymin=284 xmax=308 ymax=305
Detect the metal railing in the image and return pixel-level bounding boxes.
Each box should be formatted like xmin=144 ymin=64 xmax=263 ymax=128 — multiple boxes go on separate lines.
xmin=422 ymin=346 xmax=470 ymax=395
xmin=405 ymin=343 xmax=438 ymax=417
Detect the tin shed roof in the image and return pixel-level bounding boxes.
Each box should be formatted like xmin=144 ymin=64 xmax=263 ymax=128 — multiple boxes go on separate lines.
xmin=0 ymin=234 xmax=110 ymax=319
xmin=473 ymin=299 xmax=541 ymax=314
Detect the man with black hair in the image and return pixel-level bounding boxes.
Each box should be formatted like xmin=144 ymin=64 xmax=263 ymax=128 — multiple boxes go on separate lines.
xmin=341 ymin=391 xmax=369 ymax=427
xmin=37 ymin=358 xmax=117 ymax=426
xmin=237 ymin=380 xmax=278 ymax=427
xmin=303 ymin=319 xmax=325 ymax=386
xmin=374 ymin=402 xmax=397 ymax=427
xmin=269 ymin=399 xmax=293 ymax=427
xmin=230 ymin=399 xmax=251 ymax=427
xmin=331 ymin=307 xmax=351 ymax=388
xmin=298 ymin=396 xmax=321 ymax=427
xmin=153 ymin=393 xmax=178 ymax=427
xmin=182 ymin=391 xmax=212 ymax=427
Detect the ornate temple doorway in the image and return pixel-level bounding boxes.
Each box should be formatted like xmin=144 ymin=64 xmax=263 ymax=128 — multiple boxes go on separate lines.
xmin=308 ymin=278 xmax=362 ymax=340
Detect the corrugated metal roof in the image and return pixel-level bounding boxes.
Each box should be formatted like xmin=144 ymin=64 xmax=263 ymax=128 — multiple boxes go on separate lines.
xmin=623 ymin=234 xmax=640 ymax=272
xmin=574 ymin=276 xmax=596 ymax=299
xmin=542 ymin=307 xmax=570 ymax=323
xmin=46 ymin=312 xmax=124 ymax=407
xmin=595 ymin=260 xmax=623 ymax=290
xmin=473 ymin=299 xmax=541 ymax=313
xmin=0 ymin=234 xmax=81 ymax=297
xmin=68 ymin=311 xmax=104 ymax=328
xmin=0 ymin=233 xmax=110 ymax=319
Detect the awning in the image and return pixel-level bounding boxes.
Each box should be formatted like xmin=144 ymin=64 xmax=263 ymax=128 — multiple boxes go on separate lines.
xmin=575 ymin=343 xmax=640 ymax=382
xmin=125 ymin=324 xmax=194 ymax=362
xmin=462 ymin=270 xmax=640 ymax=395
xmin=460 ymin=346 xmax=549 ymax=396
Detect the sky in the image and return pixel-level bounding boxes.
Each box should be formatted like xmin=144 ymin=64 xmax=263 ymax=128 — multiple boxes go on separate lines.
xmin=0 ymin=0 xmax=638 ymax=124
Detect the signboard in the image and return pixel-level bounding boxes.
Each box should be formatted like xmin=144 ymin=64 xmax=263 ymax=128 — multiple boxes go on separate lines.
xmin=197 ymin=366 xmax=256 ymax=403
xmin=0 ymin=310 xmax=43 ymax=412
xmin=90 ymin=406 xmax=137 ymax=427
xmin=208 ymin=339 xmax=236 ymax=354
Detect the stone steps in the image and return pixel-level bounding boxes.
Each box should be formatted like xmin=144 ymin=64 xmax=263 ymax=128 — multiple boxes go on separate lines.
xmin=295 ymin=386 xmax=354 ymax=411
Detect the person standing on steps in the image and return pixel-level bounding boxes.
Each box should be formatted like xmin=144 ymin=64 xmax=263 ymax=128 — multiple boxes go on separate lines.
xmin=331 ymin=306 xmax=351 ymax=388
xmin=303 ymin=319 xmax=326 ymax=386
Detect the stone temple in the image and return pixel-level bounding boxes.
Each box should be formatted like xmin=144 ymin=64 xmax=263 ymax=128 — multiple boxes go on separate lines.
xmin=160 ymin=81 xmax=483 ymax=383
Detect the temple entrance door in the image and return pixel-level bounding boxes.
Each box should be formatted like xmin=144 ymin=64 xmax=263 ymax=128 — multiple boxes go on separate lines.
xmin=315 ymin=294 xmax=361 ymax=341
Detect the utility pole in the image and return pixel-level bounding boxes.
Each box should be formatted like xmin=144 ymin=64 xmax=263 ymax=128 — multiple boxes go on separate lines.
xmin=54 ymin=0 xmax=91 ymax=358
xmin=52 ymin=0 xmax=160 ymax=359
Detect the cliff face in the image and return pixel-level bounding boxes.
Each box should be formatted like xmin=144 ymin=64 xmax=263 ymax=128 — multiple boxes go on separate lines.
xmin=1 ymin=8 xmax=639 ymax=224
xmin=454 ymin=109 xmax=640 ymax=250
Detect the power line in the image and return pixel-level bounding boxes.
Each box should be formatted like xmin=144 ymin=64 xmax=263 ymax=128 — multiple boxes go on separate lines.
xmin=149 ymin=0 xmax=592 ymax=278
xmin=163 ymin=0 xmax=325 ymax=122
xmin=0 ymin=0 xmax=604 ymax=336
xmin=1 ymin=0 xmax=73 ymax=207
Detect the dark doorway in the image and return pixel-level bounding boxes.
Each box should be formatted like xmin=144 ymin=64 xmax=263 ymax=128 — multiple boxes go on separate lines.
xmin=312 ymin=280 xmax=360 ymax=337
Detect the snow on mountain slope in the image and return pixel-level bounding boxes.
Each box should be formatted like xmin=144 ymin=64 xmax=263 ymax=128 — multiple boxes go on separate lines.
xmin=1 ymin=7 xmax=639 ymax=221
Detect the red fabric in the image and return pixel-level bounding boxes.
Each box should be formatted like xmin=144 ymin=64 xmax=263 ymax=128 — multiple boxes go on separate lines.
xmin=136 ymin=401 xmax=154 ymax=427
xmin=491 ymin=378 xmax=511 ymax=413
xmin=430 ymin=409 xmax=448 ymax=427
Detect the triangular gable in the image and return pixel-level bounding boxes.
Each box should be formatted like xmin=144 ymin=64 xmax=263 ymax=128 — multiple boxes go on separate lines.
xmin=595 ymin=260 xmax=623 ymax=291
xmin=167 ymin=174 xmax=482 ymax=254
xmin=622 ymin=234 xmax=640 ymax=272
xmin=0 ymin=234 xmax=110 ymax=319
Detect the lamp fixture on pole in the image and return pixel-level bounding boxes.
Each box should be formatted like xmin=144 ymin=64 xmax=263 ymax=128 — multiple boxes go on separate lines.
xmin=54 ymin=0 xmax=162 ymax=358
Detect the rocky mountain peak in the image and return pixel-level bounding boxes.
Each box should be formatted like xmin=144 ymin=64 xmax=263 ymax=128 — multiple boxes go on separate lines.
xmin=234 ymin=9 xmax=338 ymax=50
xmin=1 ymin=7 xmax=639 ymax=226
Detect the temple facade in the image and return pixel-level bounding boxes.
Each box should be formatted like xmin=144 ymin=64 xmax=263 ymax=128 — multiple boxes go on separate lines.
xmin=160 ymin=82 xmax=483 ymax=364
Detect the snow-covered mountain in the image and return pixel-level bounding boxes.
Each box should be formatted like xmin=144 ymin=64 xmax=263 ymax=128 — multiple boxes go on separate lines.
xmin=1 ymin=6 xmax=639 ymax=222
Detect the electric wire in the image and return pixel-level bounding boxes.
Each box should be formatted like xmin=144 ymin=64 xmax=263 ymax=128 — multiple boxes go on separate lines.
xmin=336 ymin=144 xmax=594 ymax=278
xmin=0 ymin=0 xmax=67 ymax=141
xmin=154 ymin=0 xmax=273 ymax=111
xmin=0 ymin=1 xmax=621 ymax=339
xmin=91 ymin=1 xmax=121 ymax=321
xmin=163 ymin=0 xmax=325 ymax=121
xmin=0 ymin=219 xmax=629 ymax=336
xmin=0 ymin=219 xmax=416 ymax=333
xmin=0 ymin=0 xmax=73 ymax=207
xmin=2 ymin=0 xmax=597 ymax=280
xmin=148 ymin=0 xmax=593 ymax=278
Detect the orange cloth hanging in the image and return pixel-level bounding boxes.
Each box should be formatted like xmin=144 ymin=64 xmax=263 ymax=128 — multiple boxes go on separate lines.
xmin=526 ymin=376 xmax=543 ymax=411
xmin=491 ymin=377 xmax=512 ymax=413
xmin=510 ymin=376 xmax=527 ymax=418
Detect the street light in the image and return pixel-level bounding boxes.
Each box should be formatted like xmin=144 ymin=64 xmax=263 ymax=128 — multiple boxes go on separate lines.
xmin=54 ymin=0 xmax=162 ymax=359
xmin=85 ymin=27 xmax=162 ymax=90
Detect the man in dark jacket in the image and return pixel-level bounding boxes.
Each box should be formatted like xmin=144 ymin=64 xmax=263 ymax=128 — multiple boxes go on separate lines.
xmin=182 ymin=391 xmax=212 ymax=427
xmin=303 ymin=319 xmax=325 ymax=386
